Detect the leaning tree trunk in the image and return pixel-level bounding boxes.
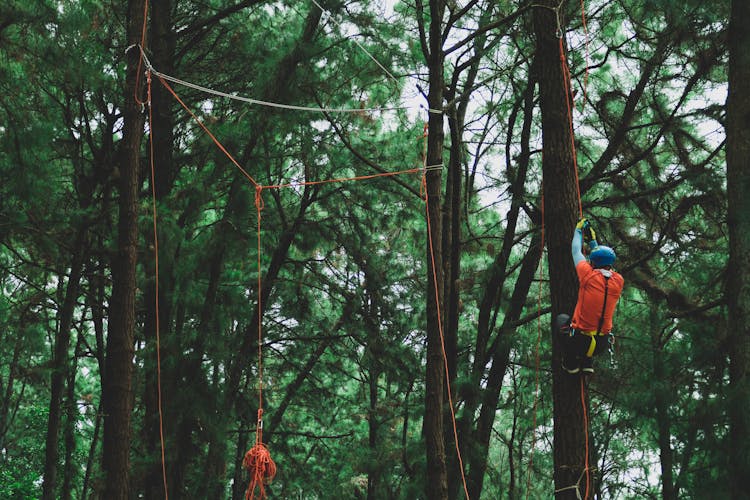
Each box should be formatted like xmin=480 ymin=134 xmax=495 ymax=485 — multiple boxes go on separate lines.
xmin=533 ymin=2 xmax=591 ymax=499
xmin=727 ymin=1 xmax=750 ymax=497
xmin=101 ymin=0 xmax=146 ymax=497
xmin=423 ymin=0 xmax=448 ymax=497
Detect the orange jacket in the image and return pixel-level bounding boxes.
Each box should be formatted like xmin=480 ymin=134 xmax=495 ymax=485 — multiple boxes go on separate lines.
xmin=571 ymin=260 xmax=624 ymax=333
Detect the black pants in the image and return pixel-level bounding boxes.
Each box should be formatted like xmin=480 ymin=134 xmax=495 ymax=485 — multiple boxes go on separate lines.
xmin=555 ymin=314 xmax=610 ymax=361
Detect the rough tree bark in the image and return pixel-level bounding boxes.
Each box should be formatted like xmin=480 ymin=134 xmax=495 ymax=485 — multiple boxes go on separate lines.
xmin=100 ymin=0 xmax=146 ymax=497
xmin=532 ymin=2 xmax=591 ymax=498
xmin=141 ymin=0 xmax=178 ymax=497
xmin=423 ymin=0 xmax=448 ymax=497
xmin=726 ymin=0 xmax=750 ymax=497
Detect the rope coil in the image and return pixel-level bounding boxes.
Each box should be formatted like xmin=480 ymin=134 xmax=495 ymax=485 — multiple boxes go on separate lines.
xmin=243 ymin=409 xmax=277 ymax=500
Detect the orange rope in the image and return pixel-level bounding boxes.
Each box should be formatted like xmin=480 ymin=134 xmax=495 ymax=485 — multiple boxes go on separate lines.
xmin=137 ymin=2 xmax=169 ymax=497
xmin=241 ymin=187 xmax=278 ymax=500
xmin=146 ymin=70 xmax=170 ymax=500
xmin=243 ymin=409 xmax=277 ymax=500
xmin=155 ymin=76 xmax=260 ymax=188
xmin=134 ymin=0 xmax=149 ymax=107
xmin=421 ymin=124 xmax=470 ymax=500
xmin=155 ymin=73 xmax=469 ymax=498
xmin=580 ymin=373 xmax=593 ymax=499
xmin=561 ymin=23 xmax=592 ymax=500
xmin=255 ymin=187 xmax=264 ymax=412
xmin=559 ymin=37 xmax=583 ymax=218
xmin=563 ymin=8 xmax=592 ymax=497
xmin=579 ymin=0 xmax=590 ymax=113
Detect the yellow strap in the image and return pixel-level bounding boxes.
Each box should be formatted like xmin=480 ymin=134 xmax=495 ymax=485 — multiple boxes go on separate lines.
xmin=586 ymin=336 xmax=596 ymax=357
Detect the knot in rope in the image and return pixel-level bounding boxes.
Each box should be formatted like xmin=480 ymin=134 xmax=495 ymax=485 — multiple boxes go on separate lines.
xmin=146 ymin=70 xmax=152 ymax=105
xmin=255 ymin=186 xmax=265 ymax=212
xmin=553 ymin=0 xmax=564 ymax=38
xmin=553 ymin=466 xmax=591 ymax=500
xmin=419 ymin=122 xmax=429 ymax=200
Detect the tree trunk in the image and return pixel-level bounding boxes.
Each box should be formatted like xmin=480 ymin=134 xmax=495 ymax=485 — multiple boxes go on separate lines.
xmin=424 ymin=0 xmax=448 ymax=497
xmin=142 ymin=0 xmax=178 ymax=497
xmin=101 ymin=0 xmax=146 ymax=496
xmin=532 ymin=2 xmax=591 ymax=498
xmin=62 ymin=332 xmax=84 ymax=500
xmin=443 ymin=95 xmax=465 ymax=500
xmin=653 ymin=347 xmax=676 ymax=500
xmin=231 ymin=423 xmax=251 ymax=500
xmin=42 ymin=228 xmax=88 ymax=500
xmin=367 ymin=353 xmax=381 ymax=500
xmin=727 ymin=1 xmax=750 ymax=497
xmin=0 ymin=330 xmax=23 ymax=451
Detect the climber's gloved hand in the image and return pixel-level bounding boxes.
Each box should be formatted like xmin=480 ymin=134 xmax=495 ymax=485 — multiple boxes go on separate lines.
xmin=576 ymin=218 xmax=596 ymax=243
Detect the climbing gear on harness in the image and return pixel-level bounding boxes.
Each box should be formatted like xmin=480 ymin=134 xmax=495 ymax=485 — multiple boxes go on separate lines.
xmin=596 ymin=272 xmax=610 ymax=334
xmin=557 ymin=314 xmax=581 ymax=374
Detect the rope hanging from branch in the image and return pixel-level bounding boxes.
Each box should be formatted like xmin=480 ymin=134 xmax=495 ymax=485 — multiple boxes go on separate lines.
xmin=242 ymin=189 xmax=277 ymax=500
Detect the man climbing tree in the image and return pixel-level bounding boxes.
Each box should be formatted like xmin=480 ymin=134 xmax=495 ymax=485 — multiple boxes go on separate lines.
xmin=557 ymin=218 xmax=624 ymax=375
xmin=533 ymin=1 xmax=595 ymax=497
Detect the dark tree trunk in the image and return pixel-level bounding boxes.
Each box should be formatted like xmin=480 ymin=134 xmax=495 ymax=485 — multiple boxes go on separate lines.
xmin=442 ymin=106 xmax=462 ymax=500
xmin=42 ymin=228 xmax=88 ymax=500
xmin=424 ymin=0 xmax=448 ymax=497
xmin=367 ymin=347 xmax=382 ymax=500
xmin=0 ymin=331 xmax=23 ymax=451
xmin=653 ymin=347 xmax=676 ymax=500
xmin=81 ymin=402 xmax=102 ymax=500
xmin=727 ymin=1 xmax=750 ymax=497
xmin=62 ymin=333 xmax=85 ymax=500
xmin=82 ymin=256 xmax=107 ymax=500
xmin=142 ymin=0 xmax=178 ymax=497
xmin=101 ymin=0 xmax=146 ymax=496
xmin=532 ymin=2 xmax=591 ymax=498
xmin=231 ymin=423 xmax=251 ymax=500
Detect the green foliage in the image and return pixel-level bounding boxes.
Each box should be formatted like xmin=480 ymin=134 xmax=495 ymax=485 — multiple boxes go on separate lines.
xmin=0 ymin=0 xmax=737 ymax=498
xmin=0 ymin=403 xmax=47 ymax=499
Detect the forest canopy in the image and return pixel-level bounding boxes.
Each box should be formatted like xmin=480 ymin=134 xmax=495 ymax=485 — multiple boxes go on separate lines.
xmin=0 ymin=0 xmax=744 ymax=499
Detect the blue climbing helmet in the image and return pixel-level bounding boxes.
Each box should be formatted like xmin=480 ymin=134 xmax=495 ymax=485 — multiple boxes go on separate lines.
xmin=589 ymin=245 xmax=616 ymax=268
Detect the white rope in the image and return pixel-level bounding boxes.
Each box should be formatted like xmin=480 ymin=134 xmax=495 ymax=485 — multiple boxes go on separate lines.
xmin=530 ymin=0 xmax=566 ymax=37
xmin=267 ymin=163 xmax=445 ymax=189
xmin=137 ymin=46 xmax=441 ymax=115
xmin=553 ymin=467 xmax=588 ymax=500
xmin=158 ymin=70 xmax=407 ymax=113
